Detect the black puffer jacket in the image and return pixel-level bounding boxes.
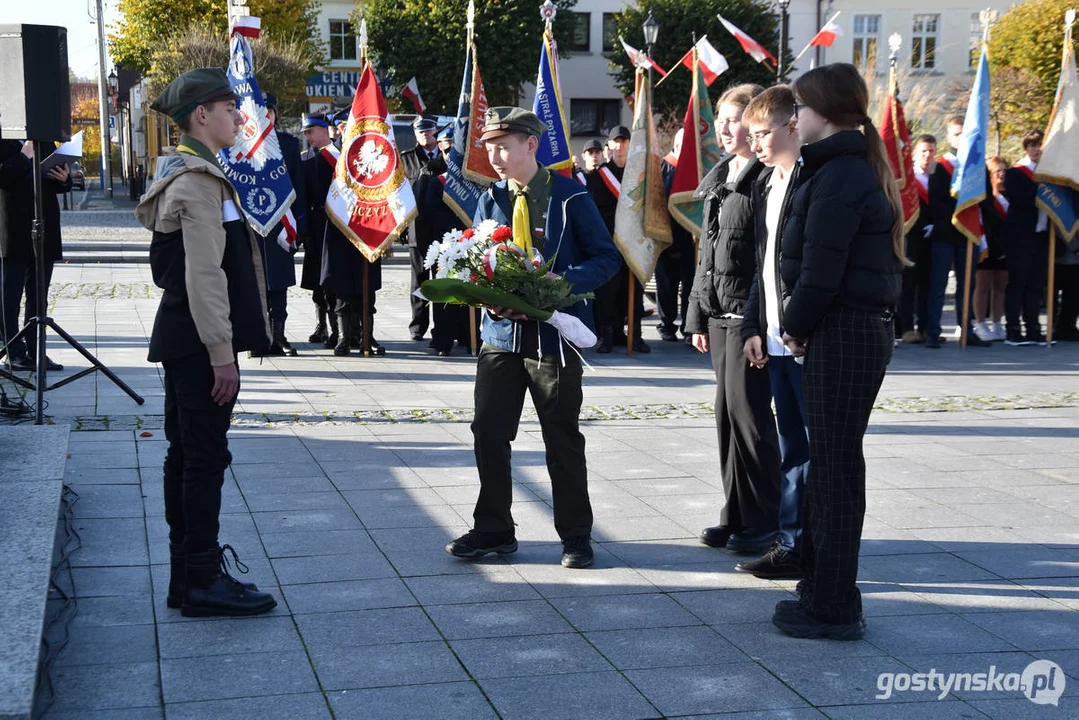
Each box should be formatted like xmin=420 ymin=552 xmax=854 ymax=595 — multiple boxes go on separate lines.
xmin=685 ymin=155 xmax=766 ymax=335
xmin=779 ymin=130 xmax=902 ymax=339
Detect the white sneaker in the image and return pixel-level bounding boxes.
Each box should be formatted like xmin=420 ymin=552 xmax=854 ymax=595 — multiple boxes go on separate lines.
xmin=973 ymin=322 xmax=994 ymax=342
xmin=992 ymin=322 xmax=1006 ymax=341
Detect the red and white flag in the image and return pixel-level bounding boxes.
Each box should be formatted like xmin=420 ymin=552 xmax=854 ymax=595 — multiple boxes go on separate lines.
xmin=809 ymin=19 xmax=843 ymax=47
xmin=678 ymin=36 xmax=729 ymax=87
xmin=229 ymin=16 xmax=261 ymax=39
xmin=401 ymin=76 xmax=426 ymax=114
xmin=326 ymin=63 xmax=417 ymax=262
xmin=619 ymin=36 xmax=668 ymax=78
xmin=717 ymin=14 xmax=777 ymax=67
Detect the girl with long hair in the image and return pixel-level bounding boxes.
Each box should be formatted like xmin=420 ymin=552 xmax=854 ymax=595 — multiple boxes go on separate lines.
xmin=770 ymin=63 xmax=903 ymax=640
xmin=975 ymin=157 xmax=1010 ymax=340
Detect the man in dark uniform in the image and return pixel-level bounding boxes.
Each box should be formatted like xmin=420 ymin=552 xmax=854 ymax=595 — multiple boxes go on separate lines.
xmin=658 ymin=129 xmax=696 ymax=343
xmin=302 ymin=115 xmax=385 ymax=356
xmin=401 ymin=115 xmax=441 ymax=341
xmin=299 ymin=113 xmax=337 ymax=347
xmin=135 ymin=68 xmax=276 ymax=617
xmin=587 ymin=125 xmax=649 ymax=353
xmin=250 ymin=93 xmax=305 ymax=357
xmin=445 ymin=107 xmax=621 ymax=569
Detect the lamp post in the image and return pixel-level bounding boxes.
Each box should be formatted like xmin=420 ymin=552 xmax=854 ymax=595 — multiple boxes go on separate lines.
xmin=643 ymin=11 xmax=659 ymax=89
xmin=777 ymin=0 xmax=790 ymax=80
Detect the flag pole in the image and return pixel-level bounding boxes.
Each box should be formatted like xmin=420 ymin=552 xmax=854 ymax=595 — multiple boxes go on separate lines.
xmin=358 ymin=18 xmax=373 ymax=357
xmin=625 ymin=69 xmax=645 ymax=357
xmin=960 ymin=242 xmax=973 ymax=348
xmin=1047 ymin=224 xmax=1057 ymax=347
xmin=784 ymin=11 xmax=841 ymax=78
xmin=466 ymin=1 xmax=480 ymax=355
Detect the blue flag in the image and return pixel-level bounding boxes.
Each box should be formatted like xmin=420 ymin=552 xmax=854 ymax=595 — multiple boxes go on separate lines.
xmin=533 ymin=30 xmax=573 ymax=174
xmin=950 ymin=44 xmax=989 ymax=246
xmin=218 ymin=31 xmax=296 ymax=237
xmin=443 ymin=41 xmax=490 ymax=226
xmin=1035 ymin=39 xmax=1079 ymax=241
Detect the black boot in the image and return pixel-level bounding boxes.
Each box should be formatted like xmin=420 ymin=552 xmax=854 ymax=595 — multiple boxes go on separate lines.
xmin=596 ymin=326 xmax=613 ymax=354
xmin=334 ymin=312 xmax=352 ymax=356
xmin=273 ymin=320 xmax=298 ymax=357
xmin=324 ymin=311 xmax=339 ymax=349
xmin=309 ymin=308 xmax=328 ymax=343
xmin=168 ymin=543 xmax=256 ymax=609
xmin=181 ymin=545 xmax=277 ymax=618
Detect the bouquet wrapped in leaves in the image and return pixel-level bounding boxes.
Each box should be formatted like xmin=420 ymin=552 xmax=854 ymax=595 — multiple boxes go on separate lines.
xmin=419 ymin=220 xmax=599 ymax=347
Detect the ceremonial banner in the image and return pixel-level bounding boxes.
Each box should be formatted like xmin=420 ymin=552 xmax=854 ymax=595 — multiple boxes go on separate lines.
xmin=879 ymin=63 xmax=919 ymax=234
xmin=717 ymin=14 xmax=777 ymax=66
xmin=533 ymin=29 xmax=574 ymax=175
xmin=951 ymin=44 xmax=990 ymax=245
xmin=219 ymin=28 xmax=297 ymax=243
xmin=326 ymin=63 xmax=416 ymax=261
xmin=613 ymin=69 xmax=672 ymax=283
xmin=1036 ymin=36 xmax=1079 ymax=241
xmin=401 ymin=77 xmax=426 ymax=113
xmin=677 ymin=36 xmax=729 ymax=87
xmin=809 ymin=19 xmax=843 ymax=47
xmin=668 ymin=52 xmax=723 ymax=236
xmin=443 ymin=40 xmax=497 ymax=226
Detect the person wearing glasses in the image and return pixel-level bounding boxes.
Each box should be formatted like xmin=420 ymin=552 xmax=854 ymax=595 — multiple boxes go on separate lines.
xmin=735 ymin=85 xmax=810 ymax=583
xmin=770 ymin=64 xmax=903 ymax=640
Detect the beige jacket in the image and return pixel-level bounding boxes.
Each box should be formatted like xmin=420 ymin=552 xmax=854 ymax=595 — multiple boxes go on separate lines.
xmin=136 ymin=152 xmax=269 ymax=367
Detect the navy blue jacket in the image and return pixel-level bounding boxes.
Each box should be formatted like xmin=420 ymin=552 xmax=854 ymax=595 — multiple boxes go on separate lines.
xmin=474 ymin=168 xmax=621 ymax=353
xmin=256 ymin=130 xmax=305 ymax=291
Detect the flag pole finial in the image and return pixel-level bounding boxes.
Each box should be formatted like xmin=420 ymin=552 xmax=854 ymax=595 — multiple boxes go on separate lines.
xmin=467 ymin=0 xmax=475 ymax=36
xmin=979 ymin=9 xmax=998 ymax=43
xmin=359 ymin=17 xmax=368 ymax=64
xmin=1066 ymin=8 xmax=1076 ymax=39
xmin=540 ymin=0 xmax=557 ymax=33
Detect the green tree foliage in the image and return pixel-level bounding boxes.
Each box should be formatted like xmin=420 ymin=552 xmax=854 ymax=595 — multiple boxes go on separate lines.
xmin=109 ymin=0 xmax=322 ymax=77
xmin=608 ymin=0 xmax=785 ymax=115
xmin=989 ymin=0 xmax=1072 ymax=96
xmin=356 ymin=0 xmax=578 ymax=113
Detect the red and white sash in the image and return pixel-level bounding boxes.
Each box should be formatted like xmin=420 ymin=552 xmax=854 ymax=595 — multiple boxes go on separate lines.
xmin=599 ymin=166 xmax=621 ymax=198
xmin=994 ymin=193 xmax=1010 ymax=218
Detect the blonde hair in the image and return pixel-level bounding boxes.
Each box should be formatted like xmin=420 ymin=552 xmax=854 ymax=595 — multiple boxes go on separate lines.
xmin=715 ymin=83 xmax=764 ymax=114
xmin=742 ymin=85 xmax=795 ymax=129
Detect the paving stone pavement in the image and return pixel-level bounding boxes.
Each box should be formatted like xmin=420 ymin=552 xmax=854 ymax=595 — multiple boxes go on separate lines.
xmin=10 ymin=262 xmax=1078 ymax=719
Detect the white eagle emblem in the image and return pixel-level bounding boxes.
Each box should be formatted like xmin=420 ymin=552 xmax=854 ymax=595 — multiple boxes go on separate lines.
xmin=351 ymin=140 xmax=390 ymax=178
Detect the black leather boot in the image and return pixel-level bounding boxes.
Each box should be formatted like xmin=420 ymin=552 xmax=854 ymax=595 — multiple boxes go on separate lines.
xmin=596 ymin=326 xmax=613 ymax=354
xmin=273 ymin=320 xmax=298 ymax=356
xmin=324 ymin=311 xmax=339 ymax=349
xmin=181 ymin=545 xmax=277 ymax=618
xmin=334 ymin=312 xmax=352 ymax=356
xmin=309 ymin=308 xmax=327 ymax=343
xmin=168 ymin=543 xmax=256 ymax=609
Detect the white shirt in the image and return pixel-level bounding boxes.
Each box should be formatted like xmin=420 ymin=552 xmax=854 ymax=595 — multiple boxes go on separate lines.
xmin=1016 ymin=156 xmax=1050 ymax=232
xmin=763 ymin=165 xmax=794 ymax=358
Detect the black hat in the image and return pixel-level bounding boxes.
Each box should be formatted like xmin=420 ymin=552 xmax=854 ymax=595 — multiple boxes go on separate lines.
xmin=412 ymin=115 xmax=439 ymax=131
xmin=264 ymin=93 xmax=278 ymax=110
xmin=151 ymin=68 xmax=238 ymax=122
xmin=480 ymin=106 xmax=547 ymax=142
xmin=608 ymin=125 xmax=632 ymax=141
xmin=582 ymin=139 xmax=604 ymax=153
xmin=301 ymin=113 xmax=330 ymax=131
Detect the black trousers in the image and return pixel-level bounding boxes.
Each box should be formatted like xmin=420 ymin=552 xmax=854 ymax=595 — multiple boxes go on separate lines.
xmin=471 ymin=330 xmax=591 ymax=540
xmin=1055 ymin=264 xmax=1079 ymax=333
xmin=799 ymin=306 xmax=892 ymax=624
xmin=707 ymin=320 xmax=781 ymax=530
xmin=432 ymin=304 xmax=479 ymax=353
xmin=267 ymin=288 xmax=288 ymax=326
xmin=896 ymin=239 xmax=931 ymax=336
xmin=409 ymin=245 xmax=431 ymax=337
xmin=655 ymin=247 xmax=694 ymax=333
xmin=1005 ymin=233 xmax=1048 ymax=336
xmin=312 ymin=286 xmax=335 ymax=314
xmin=162 ymin=353 xmax=237 ymax=555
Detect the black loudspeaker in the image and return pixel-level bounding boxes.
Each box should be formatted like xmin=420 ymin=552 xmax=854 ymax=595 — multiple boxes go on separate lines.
xmin=0 ymin=24 xmax=71 ymax=141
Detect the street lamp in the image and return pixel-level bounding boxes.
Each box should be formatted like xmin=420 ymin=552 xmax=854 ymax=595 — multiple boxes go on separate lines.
xmin=642 ymin=11 xmax=659 ymax=90
xmin=777 ymin=0 xmax=790 ymax=80
xmin=108 ymin=69 xmax=118 ymax=94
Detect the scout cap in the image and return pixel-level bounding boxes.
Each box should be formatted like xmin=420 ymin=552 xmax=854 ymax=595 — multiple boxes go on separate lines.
xmin=480 ymin=107 xmax=547 ymax=142
xmin=412 ymin=115 xmax=439 ymax=131
xmin=151 ymin=68 xmax=238 ymax=123
xmin=301 ymin=113 xmax=330 ymax=131
xmin=582 ymin=138 xmax=604 ymax=152
xmin=608 ymin=125 xmax=632 ymax=141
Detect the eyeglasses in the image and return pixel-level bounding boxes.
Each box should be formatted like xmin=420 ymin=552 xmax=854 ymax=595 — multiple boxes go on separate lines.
xmin=792 ymin=102 xmax=806 ymax=118
xmin=749 ymin=120 xmax=792 ymax=144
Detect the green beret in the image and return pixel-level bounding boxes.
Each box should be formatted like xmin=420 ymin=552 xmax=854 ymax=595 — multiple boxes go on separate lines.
xmin=480 ymin=107 xmax=547 ymax=142
xmin=151 ymin=68 xmax=238 ymax=122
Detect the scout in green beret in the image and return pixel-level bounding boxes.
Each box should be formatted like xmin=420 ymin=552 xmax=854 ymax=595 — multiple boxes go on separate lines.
xmin=135 ymin=67 xmax=277 ymax=619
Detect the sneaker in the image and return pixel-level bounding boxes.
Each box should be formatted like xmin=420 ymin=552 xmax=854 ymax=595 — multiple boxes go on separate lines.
xmin=735 ymin=542 xmax=803 ymax=579
xmin=1026 ymin=333 xmax=1054 ymax=347
xmin=973 ymin=322 xmax=994 ymax=342
xmin=965 ymin=330 xmax=991 ymax=347
xmin=992 ymin=322 xmax=1006 ymax=340
xmin=1004 ymin=330 xmax=1030 ymax=346
xmin=727 ymin=529 xmax=779 ymax=554
xmin=658 ymin=327 xmax=679 ymax=342
xmin=925 ymin=336 xmax=941 ymax=349
xmin=901 ymin=330 xmax=925 ymax=344
xmin=772 ymin=602 xmax=866 ymax=641
xmin=445 ymin=529 xmax=518 ymax=559
xmin=699 ymin=525 xmax=734 ymax=548
xmin=561 ymin=536 xmax=594 ymax=568
xmin=631 ymin=338 xmax=651 ymax=354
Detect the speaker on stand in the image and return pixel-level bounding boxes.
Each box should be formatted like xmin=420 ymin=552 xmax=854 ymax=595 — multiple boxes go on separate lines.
xmin=0 ymin=24 xmax=144 ymax=424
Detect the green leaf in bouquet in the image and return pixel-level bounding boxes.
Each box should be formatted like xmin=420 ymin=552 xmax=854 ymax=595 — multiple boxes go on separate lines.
xmin=420 ymin=278 xmax=553 ymax=321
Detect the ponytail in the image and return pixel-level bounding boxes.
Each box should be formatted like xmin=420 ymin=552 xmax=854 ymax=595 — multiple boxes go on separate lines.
xmin=861 ymin=119 xmax=909 ymax=266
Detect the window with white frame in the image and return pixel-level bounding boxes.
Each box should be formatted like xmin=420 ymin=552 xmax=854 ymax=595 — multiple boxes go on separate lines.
xmin=852 ymin=14 xmax=880 ymax=70
xmin=567 ymin=12 xmax=591 ymax=52
xmin=911 ymin=14 xmax=939 ymax=71
xmin=329 ymin=20 xmax=356 ymax=61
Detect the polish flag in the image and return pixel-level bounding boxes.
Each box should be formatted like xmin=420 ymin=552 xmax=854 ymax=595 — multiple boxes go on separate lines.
xmin=678 ymin=36 xmax=729 ymax=87
xmin=809 ymin=19 xmax=843 ymax=47
xmin=230 ymin=16 xmax=261 ymax=39
xmin=401 ymin=76 xmax=426 ymax=114
xmin=619 ymin=36 xmax=668 ymax=77
xmin=717 ymin=14 xmax=777 ymax=67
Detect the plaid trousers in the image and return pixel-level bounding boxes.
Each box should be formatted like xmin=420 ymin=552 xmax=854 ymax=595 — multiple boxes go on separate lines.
xmin=798 ymin=306 xmax=893 ymax=623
